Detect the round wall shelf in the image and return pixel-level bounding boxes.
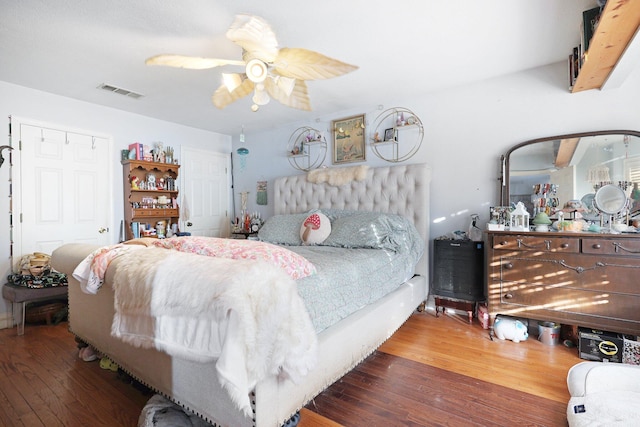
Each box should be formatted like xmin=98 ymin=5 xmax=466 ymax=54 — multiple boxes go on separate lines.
xmin=286 ymin=126 xmax=327 ymax=171
xmin=370 ymin=107 xmax=423 ymax=162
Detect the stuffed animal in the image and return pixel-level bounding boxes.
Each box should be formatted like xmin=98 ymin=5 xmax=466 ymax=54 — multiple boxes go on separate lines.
xmin=493 ymin=316 xmax=528 ymax=343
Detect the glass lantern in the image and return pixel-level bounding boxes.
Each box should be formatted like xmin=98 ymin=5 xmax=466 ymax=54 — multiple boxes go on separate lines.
xmin=510 ymin=202 xmax=530 ymax=231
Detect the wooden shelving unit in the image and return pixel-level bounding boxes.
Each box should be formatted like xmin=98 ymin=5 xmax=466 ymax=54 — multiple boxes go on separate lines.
xmin=122 ymin=160 xmax=180 ymax=240
xmin=572 ymin=0 xmax=640 ymax=93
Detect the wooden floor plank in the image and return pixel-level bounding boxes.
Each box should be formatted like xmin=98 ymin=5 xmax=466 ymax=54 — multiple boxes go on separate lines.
xmin=309 ymin=350 xmax=568 ymax=426
xmin=379 ymin=310 xmax=577 ymax=402
xmin=0 ymin=323 xmax=148 ymax=427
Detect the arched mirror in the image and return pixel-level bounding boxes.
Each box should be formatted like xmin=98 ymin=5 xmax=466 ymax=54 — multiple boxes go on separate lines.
xmin=501 ymin=130 xmax=640 ymax=227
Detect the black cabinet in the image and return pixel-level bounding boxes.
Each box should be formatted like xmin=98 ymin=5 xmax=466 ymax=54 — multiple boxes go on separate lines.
xmin=431 ymin=239 xmax=485 ymax=302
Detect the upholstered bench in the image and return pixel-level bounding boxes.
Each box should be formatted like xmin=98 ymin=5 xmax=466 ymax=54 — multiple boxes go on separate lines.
xmin=2 ymin=284 xmax=68 ymax=335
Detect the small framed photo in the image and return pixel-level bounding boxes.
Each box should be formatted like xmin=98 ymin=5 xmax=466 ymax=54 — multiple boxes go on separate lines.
xmin=384 ymin=128 xmax=397 ymax=142
xmin=487 ymin=206 xmax=511 ymax=230
xmin=332 ymin=114 xmax=366 ymax=164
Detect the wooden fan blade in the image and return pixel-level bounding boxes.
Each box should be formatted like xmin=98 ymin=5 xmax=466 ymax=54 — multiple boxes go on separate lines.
xmin=226 ymin=15 xmax=279 ymax=63
xmin=145 ymin=54 xmax=244 ymax=70
xmin=212 ymin=78 xmax=254 ymax=109
xmin=273 ymin=48 xmax=358 ymax=80
xmin=265 ymin=78 xmax=311 ymax=111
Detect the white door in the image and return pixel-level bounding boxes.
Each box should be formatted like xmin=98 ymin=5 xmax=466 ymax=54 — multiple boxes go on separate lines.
xmin=180 ymin=147 xmax=230 ymax=237
xmin=13 ymin=120 xmax=112 ymax=259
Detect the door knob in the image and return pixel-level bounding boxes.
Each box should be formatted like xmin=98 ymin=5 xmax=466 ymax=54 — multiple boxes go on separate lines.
xmin=98 ymin=227 xmax=108 ymax=234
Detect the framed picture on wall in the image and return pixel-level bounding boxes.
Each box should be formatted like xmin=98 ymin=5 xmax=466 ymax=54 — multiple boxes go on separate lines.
xmin=332 ymin=114 xmax=366 ymax=164
xmin=384 ymin=128 xmax=397 ymax=142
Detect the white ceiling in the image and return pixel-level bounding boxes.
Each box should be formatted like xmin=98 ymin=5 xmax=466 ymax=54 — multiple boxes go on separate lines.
xmin=1 ymin=0 xmax=597 ymax=136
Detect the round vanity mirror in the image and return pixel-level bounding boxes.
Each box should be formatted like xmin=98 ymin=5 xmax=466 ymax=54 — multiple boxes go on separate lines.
xmin=594 ymin=184 xmax=627 ymax=215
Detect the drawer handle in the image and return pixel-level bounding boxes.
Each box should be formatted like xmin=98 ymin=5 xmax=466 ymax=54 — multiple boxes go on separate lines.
xmin=613 ymin=242 xmax=640 ymax=254
xmin=517 ymin=239 xmax=548 ymax=250
xmin=503 ymin=262 xmax=513 ymax=270
xmin=560 ymin=243 xmax=569 ymax=249
xmin=592 ymin=243 xmax=601 ymax=249
xmin=500 ymin=241 xmax=508 ymax=246
xmin=504 ymin=293 xmax=513 ymax=299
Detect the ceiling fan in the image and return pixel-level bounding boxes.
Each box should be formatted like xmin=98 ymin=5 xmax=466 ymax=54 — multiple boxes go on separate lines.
xmin=146 ymin=14 xmax=358 ymax=112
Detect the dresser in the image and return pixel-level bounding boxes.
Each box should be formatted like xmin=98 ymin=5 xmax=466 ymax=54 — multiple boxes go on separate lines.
xmin=486 ymin=230 xmax=640 ymax=336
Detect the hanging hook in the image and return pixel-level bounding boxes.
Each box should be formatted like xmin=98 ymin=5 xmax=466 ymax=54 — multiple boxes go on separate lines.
xmin=0 ymin=145 xmax=13 ymax=168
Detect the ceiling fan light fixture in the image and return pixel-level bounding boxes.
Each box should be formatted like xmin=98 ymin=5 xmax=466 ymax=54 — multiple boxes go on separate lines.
xmin=246 ymin=59 xmax=268 ymax=83
xmin=274 ymin=76 xmax=296 ymax=97
xmin=222 ymin=73 xmax=243 ymax=93
xmin=147 ymin=15 xmax=357 ymax=112
xmin=252 ymin=84 xmax=270 ymax=105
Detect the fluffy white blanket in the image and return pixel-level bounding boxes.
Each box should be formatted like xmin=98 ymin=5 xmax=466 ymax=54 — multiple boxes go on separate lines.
xmin=307 ymin=165 xmax=369 ymax=186
xmin=110 ymin=247 xmax=317 ymax=417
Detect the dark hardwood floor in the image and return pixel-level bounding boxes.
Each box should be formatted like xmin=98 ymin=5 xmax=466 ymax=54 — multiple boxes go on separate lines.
xmin=0 ymin=308 xmax=580 ymax=426
xmin=303 ymin=311 xmax=577 ymax=426
xmin=0 ymin=319 xmax=150 ymax=426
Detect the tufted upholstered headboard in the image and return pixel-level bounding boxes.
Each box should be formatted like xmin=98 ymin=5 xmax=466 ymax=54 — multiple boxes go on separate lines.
xmin=274 ymin=163 xmax=431 ymax=276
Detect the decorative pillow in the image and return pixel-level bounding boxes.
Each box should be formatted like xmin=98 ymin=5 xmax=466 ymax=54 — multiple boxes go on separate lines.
xmin=153 ymin=236 xmax=316 ymax=280
xmin=299 ymin=212 xmax=331 ymax=245
xmin=257 ymin=213 xmax=309 ymax=245
xmin=317 ymin=208 xmax=361 ymax=221
xmin=323 ymin=211 xmax=420 ymax=252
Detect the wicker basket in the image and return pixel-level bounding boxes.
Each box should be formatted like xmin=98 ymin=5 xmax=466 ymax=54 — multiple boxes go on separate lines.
xmin=25 ymin=301 xmax=67 ymax=324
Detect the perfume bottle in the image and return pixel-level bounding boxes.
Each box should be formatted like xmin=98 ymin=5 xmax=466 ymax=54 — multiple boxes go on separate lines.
xmin=468 ymin=214 xmax=482 ymax=242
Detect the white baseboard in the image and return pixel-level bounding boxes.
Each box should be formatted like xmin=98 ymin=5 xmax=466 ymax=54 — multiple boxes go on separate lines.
xmin=0 ymin=312 xmax=14 ymax=330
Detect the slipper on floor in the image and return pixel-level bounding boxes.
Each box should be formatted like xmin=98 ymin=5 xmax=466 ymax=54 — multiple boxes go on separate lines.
xmin=78 ymin=346 xmax=98 ymax=362
xmin=99 ymin=357 xmax=119 ymax=372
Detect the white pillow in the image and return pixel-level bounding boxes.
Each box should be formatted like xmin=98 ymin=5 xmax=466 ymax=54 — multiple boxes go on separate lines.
xmin=300 ymin=212 xmax=331 ymax=245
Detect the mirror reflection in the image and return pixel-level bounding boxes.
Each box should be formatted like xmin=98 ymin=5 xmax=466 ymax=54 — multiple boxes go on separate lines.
xmin=503 ymin=131 xmax=640 ymax=231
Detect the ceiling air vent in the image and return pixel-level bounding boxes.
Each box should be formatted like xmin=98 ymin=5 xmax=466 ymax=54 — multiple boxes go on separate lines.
xmin=98 ymin=83 xmax=144 ymax=99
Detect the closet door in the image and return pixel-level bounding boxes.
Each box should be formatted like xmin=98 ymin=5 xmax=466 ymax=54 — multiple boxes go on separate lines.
xmin=15 ymin=122 xmax=112 ymax=257
xmin=180 ymin=147 xmax=229 ymax=237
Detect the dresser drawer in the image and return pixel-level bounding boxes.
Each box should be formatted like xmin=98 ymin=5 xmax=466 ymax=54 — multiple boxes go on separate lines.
xmin=497 ymin=254 xmax=640 ymax=294
xmin=132 ymin=208 xmax=179 ymax=218
xmin=582 ymin=238 xmax=640 ymax=257
xmin=491 ymin=235 xmax=578 ymax=253
xmin=498 ymin=281 xmax=640 ymax=325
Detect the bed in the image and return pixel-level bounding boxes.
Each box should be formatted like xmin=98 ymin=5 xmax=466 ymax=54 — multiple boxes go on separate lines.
xmin=50 ymin=162 xmax=431 ymax=427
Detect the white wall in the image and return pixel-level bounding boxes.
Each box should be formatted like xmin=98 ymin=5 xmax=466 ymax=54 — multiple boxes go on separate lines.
xmin=232 ymin=61 xmax=640 ymax=241
xmin=0 ymin=81 xmax=231 ymax=324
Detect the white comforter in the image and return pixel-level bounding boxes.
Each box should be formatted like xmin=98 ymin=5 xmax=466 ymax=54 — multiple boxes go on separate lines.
xmin=76 ymin=246 xmax=317 ymax=417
